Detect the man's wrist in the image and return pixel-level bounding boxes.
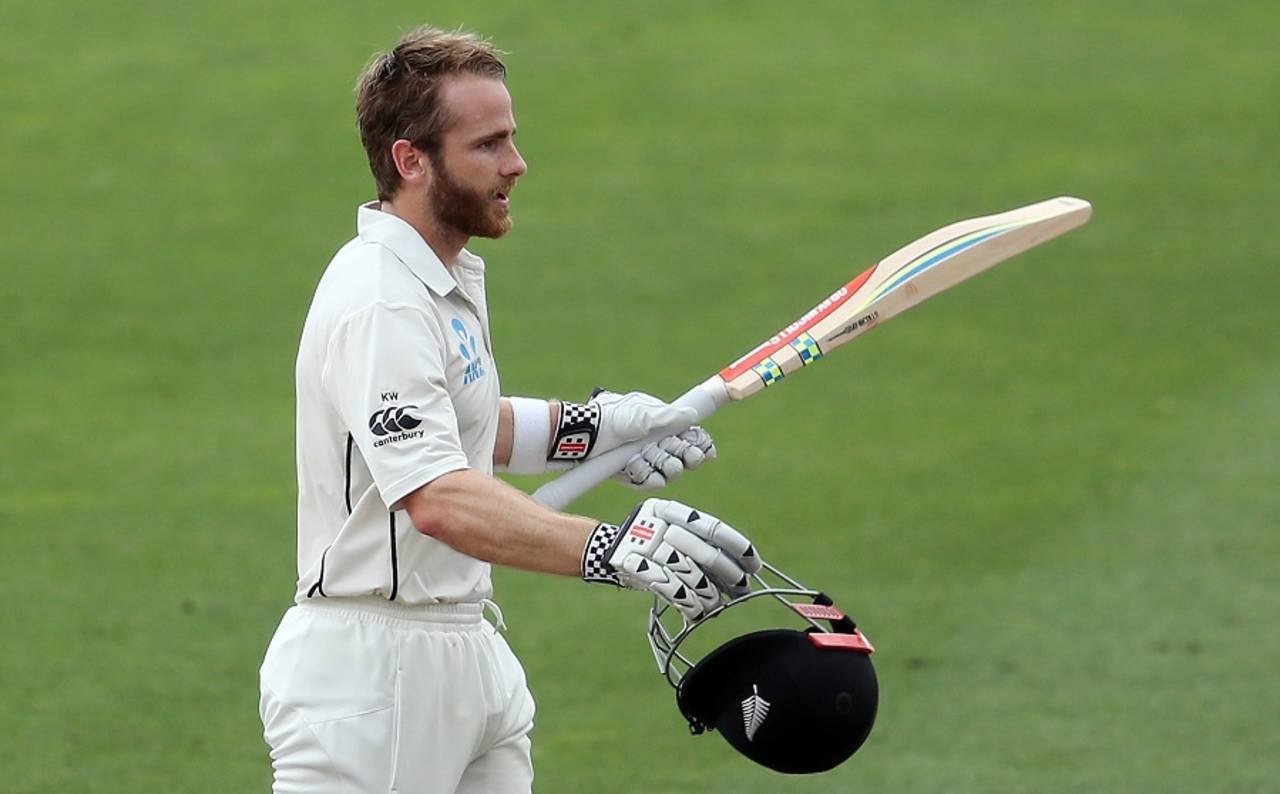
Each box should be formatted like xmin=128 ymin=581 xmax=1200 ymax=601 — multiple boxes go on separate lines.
xmin=581 ymin=522 xmax=622 ymax=585
xmin=547 ymin=400 xmax=561 ymax=457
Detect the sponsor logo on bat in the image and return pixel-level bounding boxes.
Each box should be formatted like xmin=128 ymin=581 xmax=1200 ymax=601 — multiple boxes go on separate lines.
xmin=720 ymin=285 xmax=855 ymax=379
xmin=828 ymin=311 xmax=879 ymax=343
xmin=764 ymin=285 xmax=849 ymax=348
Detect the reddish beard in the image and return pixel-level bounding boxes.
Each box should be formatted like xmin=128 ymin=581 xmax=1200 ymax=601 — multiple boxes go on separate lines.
xmin=428 ymin=154 xmax=513 ymax=239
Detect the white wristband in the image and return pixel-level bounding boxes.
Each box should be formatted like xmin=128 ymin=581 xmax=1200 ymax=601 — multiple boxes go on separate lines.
xmin=507 ymin=396 xmax=553 ymax=474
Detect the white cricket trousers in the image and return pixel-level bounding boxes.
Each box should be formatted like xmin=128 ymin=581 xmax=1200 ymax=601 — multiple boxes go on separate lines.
xmin=259 ymin=598 xmax=536 ymax=794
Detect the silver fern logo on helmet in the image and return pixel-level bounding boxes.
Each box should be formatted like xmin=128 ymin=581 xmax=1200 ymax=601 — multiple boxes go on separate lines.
xmin=741 ymin=685 xmax=771 ymax=741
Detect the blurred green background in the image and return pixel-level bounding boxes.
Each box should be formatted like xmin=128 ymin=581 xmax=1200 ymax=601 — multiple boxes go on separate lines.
xmin=3 ymin=1 xmax=1277 ymax=791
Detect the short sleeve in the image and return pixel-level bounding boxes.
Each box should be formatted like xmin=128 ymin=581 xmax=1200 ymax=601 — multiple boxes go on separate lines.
xmin=321 ymin=303 xmax=470 ymax=507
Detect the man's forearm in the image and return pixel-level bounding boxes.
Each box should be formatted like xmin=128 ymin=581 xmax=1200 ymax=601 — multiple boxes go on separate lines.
xmin=402 ymin=467 xmax=594 ymax=576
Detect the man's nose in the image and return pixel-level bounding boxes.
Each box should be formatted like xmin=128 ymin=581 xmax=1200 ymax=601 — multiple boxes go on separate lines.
xmin=505 ymin=145 xmax=528 ymax=178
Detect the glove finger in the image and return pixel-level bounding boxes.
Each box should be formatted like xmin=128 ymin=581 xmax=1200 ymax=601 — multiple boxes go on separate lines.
xmin=631 ymin=471 xmax=666 ymax=491
xmin=664 ymin=525 xmax=751 ymax=597
xmin=616 ymin=553 xmax=709 ymax=620
xmin=655 ymin=584 xmax=709 ymax=621
xmin=618 ymin=453 xmax=654 ymax=486
xmin=677 ymin=427 xmax=716 ymax=467
xmin=680 ymin=426 xmax=711 ymax=445
xmin=642 ymin=442 xmax=684 ymax=481
xmin=614 ymin=455 xmax=667 ymax=490
xmin=651 ymin=500 xmax=763 ymax=574
xmin=659 ymin=433 xmax=692 ymax=457
xmin=616 ymin=445 xmax=683 ymax=489
xmin=614 ymin=552 xmax=665 ymax=586
xmin=658 ymin=435 xmax=702 ymax=469
xmin=651 ymin=542 xmax=721 ymax=615
xmin=665 ymin=437 xmax=706 ymax=468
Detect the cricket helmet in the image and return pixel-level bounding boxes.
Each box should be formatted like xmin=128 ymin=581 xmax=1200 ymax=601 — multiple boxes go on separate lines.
xmin=647 ymin=562 xmax=878 ymax=774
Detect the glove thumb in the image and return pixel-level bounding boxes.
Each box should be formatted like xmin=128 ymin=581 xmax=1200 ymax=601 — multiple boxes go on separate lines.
xmin=638 ymin=403 xmax=699 ymax=437
xmin=611 ymin=398 xmax=697 ymax=441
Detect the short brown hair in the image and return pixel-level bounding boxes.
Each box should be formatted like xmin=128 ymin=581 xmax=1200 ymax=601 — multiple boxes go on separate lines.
xmin=356 ymin=26 xmax=507 ymax=201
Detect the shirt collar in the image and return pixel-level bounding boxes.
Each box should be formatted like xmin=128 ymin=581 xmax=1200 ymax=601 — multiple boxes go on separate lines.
xmin=357 ymin=202 xmax=481 ymax=296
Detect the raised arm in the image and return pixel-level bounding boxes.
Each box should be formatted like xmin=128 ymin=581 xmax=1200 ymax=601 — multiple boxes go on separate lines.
xmin=494 ymin=391 xmax=717 ymax=490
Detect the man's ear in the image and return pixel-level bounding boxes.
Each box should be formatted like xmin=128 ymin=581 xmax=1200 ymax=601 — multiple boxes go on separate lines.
xmin=390 ymin=139 xmax=432 ymax=186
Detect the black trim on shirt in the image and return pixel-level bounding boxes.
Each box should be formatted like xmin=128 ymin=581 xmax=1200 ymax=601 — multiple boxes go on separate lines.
xmin=388 ymin=512 xmax=400 ymax=602
xmin=344 ymin=433 xmax=354 ymax=515
xmin=307 ymin=546 xmax=331 ymax=598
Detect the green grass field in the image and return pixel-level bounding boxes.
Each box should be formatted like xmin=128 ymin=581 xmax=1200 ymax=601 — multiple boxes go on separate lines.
xmin=3 ymin=2 xmax=1278 ymax=791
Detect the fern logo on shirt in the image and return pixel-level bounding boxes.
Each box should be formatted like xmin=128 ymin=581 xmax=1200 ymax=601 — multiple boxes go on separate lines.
xmin=451 ymin=318 xmax=486 ymax=385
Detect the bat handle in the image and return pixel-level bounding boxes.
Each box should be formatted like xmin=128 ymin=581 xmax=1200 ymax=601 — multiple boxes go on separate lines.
xmin=531 ymin=376 xmax=730 ymax=511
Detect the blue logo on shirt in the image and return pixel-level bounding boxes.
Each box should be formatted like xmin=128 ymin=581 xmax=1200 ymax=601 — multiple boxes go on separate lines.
xmin=451 ymin=318 xmax=486 ymax=385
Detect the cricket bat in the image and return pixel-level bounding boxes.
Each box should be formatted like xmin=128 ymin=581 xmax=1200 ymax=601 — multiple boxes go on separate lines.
xmin=532 ymin=196 xmax=1093 ymax=510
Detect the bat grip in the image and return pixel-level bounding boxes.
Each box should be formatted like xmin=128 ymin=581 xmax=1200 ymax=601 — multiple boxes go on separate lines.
xmin=531 ymin=377 xmax=730 ymax=511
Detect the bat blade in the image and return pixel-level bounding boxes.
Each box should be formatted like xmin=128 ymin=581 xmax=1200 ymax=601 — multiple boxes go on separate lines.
xmin=718 ymin=196 xmax=1092 ymax=400
xmin=532 ymin=196 xmax=1092 ymax=510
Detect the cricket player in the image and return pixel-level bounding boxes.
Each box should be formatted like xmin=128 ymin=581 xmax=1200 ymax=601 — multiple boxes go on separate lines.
xmin=259 ymin=26 xmax=763 ymax=794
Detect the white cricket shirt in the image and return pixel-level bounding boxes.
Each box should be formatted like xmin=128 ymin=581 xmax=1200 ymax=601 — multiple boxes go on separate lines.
xmin=292 ymin=203 xmax=501 ymax=605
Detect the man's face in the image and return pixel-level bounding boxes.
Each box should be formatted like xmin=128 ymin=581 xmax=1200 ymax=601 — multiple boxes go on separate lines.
xmin=427 ymin=75 xmax=527 ymax=239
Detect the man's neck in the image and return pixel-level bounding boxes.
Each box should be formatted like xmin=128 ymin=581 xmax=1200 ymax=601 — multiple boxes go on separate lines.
xmin=378 ymin=196 xmax=467 ymax=268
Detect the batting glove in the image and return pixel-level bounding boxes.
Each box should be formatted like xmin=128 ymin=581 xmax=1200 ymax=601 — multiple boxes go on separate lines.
xmin=550 ymin=389 xmax=717 ymax=490
xmin=581 ymin=499 xmax=761 ymax=621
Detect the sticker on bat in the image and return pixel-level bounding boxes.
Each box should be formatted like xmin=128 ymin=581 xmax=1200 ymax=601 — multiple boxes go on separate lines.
xmin=789 ymin=332 xmax=824 ymax=365
xmin=827 ymin=311 xmax=879 ymax=344
xmin=752 ymin=357 xmax=785 ymax=386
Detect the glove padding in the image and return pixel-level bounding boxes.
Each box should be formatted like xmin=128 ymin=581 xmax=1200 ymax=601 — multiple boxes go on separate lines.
xmin=581 ymin=499 xmax=762 ymax=621
xmin=590 ymin=390 xmax=717 ymax=490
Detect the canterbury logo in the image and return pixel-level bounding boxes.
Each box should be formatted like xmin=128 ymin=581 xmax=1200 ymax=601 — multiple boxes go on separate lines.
xmin=741 ymin=684 xmax=771 ymax=741
xmin=369 ymin=405 xmax=423 ymax=436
